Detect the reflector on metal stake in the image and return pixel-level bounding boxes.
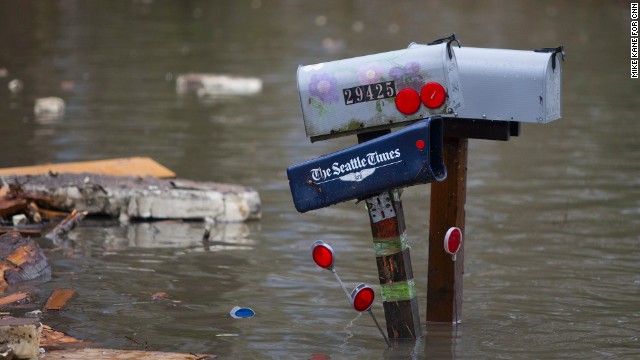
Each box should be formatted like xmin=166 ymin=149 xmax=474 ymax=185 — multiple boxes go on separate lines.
xmin=351 ymin=283 xmax=391 ymax=348
xmin=311 ymin=240 xmax=335 ymax=270
xmin=311 ymin=240 xmax=351 ymax=301
xmin=443 ymin=227 xmax=463 ymax=324
xmin=310 ymin=241 xmax=391 ymax=347
xmin=444 ymin=227 xmax=462 ymax=261
xmin=350 ymin=283 xmax=375 ymax=312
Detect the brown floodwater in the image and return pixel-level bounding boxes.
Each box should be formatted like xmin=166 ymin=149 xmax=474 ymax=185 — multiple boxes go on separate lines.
xmin=0 ymin=1 xmax=638 ymax=359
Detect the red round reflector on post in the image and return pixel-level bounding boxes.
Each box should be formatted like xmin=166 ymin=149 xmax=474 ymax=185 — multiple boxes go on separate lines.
xmin=420 ymin=82 xmax=447 ymax=109
xmin=395 ymin=88 xmax=421 ymax=115
xmin=444 ymin=227 xmax=462 ymax=255
xmin=311 ymin=240 xmax=335 ymax=270
xmin=351 ymin=284 xmax=375 ymax=312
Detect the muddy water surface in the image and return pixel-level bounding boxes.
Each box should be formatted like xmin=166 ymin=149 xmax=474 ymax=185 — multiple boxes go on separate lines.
xmin=0 ymin=1 xmax=638 ymax=359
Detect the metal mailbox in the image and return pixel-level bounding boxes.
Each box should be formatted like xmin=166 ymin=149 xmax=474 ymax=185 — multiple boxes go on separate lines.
xmin=410 ymin=44 xmax=563 ymax=123
xmin=287 ymin=117 xmax=446 ymax=213
xmin=297 ymin=43 xmax=463 ymax=142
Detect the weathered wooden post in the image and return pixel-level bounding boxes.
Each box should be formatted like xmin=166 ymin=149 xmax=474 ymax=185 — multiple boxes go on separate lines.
xmin=287 ymin=39 xmax=464 ymax=339
xmin=427 ymin=136 xmax=467 ymax=323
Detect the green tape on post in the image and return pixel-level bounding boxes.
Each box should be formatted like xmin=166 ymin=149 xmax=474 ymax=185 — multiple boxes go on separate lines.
xmin=372 ymin=232 xmax=409 ymax=257
xmin=380 ymin=279 xmax=416 ymax=302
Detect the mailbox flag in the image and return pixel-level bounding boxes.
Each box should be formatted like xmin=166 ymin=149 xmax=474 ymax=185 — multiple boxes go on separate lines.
xmin=287 ymin=117 xmax=446 ymax=213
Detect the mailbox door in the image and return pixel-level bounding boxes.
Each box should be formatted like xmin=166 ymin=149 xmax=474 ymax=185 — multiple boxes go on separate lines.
xmin=287 ymin=117 xmax=446 ymax=213
xmin=455 ymin=47 xmax=562 ymax=123
xmin=409 ymin=44 xmax=562 ymax=123
xmin=297 ymin=43 xmax=463 ymax=141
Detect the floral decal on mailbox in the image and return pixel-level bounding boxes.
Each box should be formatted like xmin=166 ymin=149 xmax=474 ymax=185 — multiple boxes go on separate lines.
xmin=389 ymin=61 xmax=424 ymax=91
xmin=309 ymin=73 xmax=339 ymax=104
xmin=357 ymin=63 xmax=384 ymax=85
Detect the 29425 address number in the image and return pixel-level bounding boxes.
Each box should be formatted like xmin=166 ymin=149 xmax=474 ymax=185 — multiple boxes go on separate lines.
xmin=343 ymin=81 xmax=396 ymax=105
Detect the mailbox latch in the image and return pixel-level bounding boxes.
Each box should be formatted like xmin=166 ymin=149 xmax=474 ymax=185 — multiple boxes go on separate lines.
xmin=534 ymin=45 xmax=566 ymax=70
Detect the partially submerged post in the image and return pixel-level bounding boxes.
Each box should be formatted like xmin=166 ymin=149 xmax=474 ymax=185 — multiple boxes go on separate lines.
xmin=416 ymin=43 xmax=565 ymax=322
xmin=426 ymin=136 xmax=468 ymax=323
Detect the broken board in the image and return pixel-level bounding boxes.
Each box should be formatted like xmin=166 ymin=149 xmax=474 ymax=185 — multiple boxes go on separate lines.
xmin=44 ymin=289 xmax=76 ymax=311
xmin=12 ymin=173 xmax=261 ymax=222
xmin=0 ymin=157 xmax=176 ymax=178
xmin=0 ymin=232 xmax=51 ymax=290
xmin=41 ymin=348 xmax=215 ymax=359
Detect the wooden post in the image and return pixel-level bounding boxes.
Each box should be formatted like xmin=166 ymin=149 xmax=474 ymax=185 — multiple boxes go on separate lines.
xmin=358 ymin=131 xmax=421 ymax=339
xmin=426 ymin=136 xmax=468 ymax=323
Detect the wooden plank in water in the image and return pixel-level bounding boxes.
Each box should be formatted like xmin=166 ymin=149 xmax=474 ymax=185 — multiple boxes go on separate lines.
xmin=42 ymin=348 xmax=216 ymax=359
xmin=40 ymin=324 xmax=90 ymax=349
xmin=0 ymin=291 xmax=30 ymax=307
xmin=0 ymin=157 xmax=176 ymax=178
xmin=0 ymin=228 xmax=42 ymax=237
xmin=0 ymin=232 xmax=51 ymax=288
xmin=44 ymin=289 xmax=76 ymax=311
xmin=14 ymin=173 xmax=261 ymax=222
xmin=0 ymin=198 xmax=27 ymax=217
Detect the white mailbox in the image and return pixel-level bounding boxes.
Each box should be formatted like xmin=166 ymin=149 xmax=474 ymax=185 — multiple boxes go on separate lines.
xmin=409 ymin=44 xmax=563 ymax=124
xmin=297 ymin=42 xmax=464 ymax=142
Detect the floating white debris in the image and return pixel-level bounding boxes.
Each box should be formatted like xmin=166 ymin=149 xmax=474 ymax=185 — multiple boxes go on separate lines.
xmin=0 ymin=318 xmax=42 ymax=359
xmin=176 ymin=73 xmax=262 ymax=98
xmin=12 ymin=214 xmax=27 ymax=226
xmin=34 ymin=97 xmax=65 ymax=117
xmin=17 ymin=174 xmax=262 ymax=223
xmin=8 ymin=79 xmax=23 ymax=94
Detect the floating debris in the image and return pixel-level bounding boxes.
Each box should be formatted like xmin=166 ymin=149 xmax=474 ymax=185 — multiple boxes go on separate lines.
xmin=44 ymin=289 xmax=76 ymax=312
xmin=34 ymin=97 xmax=65 ymax=123
xmin=6 ymin=173 xmax=261 ymax=223
xmin=25 ymin=310 xmax=42 ymax=318
xmin=60 ymin=80 xmax=75 ymax=91
xmin=150 ymin=291 xmax=168 ymax=301
xmin=42 ymin=348 xmax=216 ymax=359
xmin=8 ymin=79 xmax=23 ymax=94
xmin=229 ymin=306 xmax=255 ymax=319
xmin=0 ymin=157 xmax=176 ymax=178
xmin=12 ymin=214 xmax=27 ymax=226
xmin=0 ymin=317 xmax=42 ymax=359
xmin=0 ymin=232 xmax=52 ymax=290
xmin=176 ymin=73 xmax=262 ymax=98
xmin=0 ymin=292 xmax=30 ymax=308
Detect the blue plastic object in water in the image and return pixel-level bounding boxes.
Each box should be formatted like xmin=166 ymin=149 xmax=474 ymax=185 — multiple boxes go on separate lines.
xmin=230 ymin=306 xmax=255 ymax=318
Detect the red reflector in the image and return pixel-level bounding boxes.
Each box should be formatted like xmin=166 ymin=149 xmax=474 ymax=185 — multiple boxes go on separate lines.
xmin=416 ymin=139 xmax=425 ymax=150
xmin=311 ymin=241 xmax=334 ymax=270
xmin=444 ymin=227 xmax=462 ymax=255
xmin=351 ymin=284 xmax=375 ymax=312
xmin=395 ymin=89 xmax=420 ymax=115
xmin=420 ymin=82 xmax=446 ymax=109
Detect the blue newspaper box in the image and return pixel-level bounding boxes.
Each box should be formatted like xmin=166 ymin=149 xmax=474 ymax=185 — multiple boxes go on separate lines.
xmin=287 ymin=117 xmax=446 ymax=213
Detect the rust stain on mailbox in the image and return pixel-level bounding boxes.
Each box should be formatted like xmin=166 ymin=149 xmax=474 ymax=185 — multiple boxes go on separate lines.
xmin=287 ymin=117 xmax=446 ymax=213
